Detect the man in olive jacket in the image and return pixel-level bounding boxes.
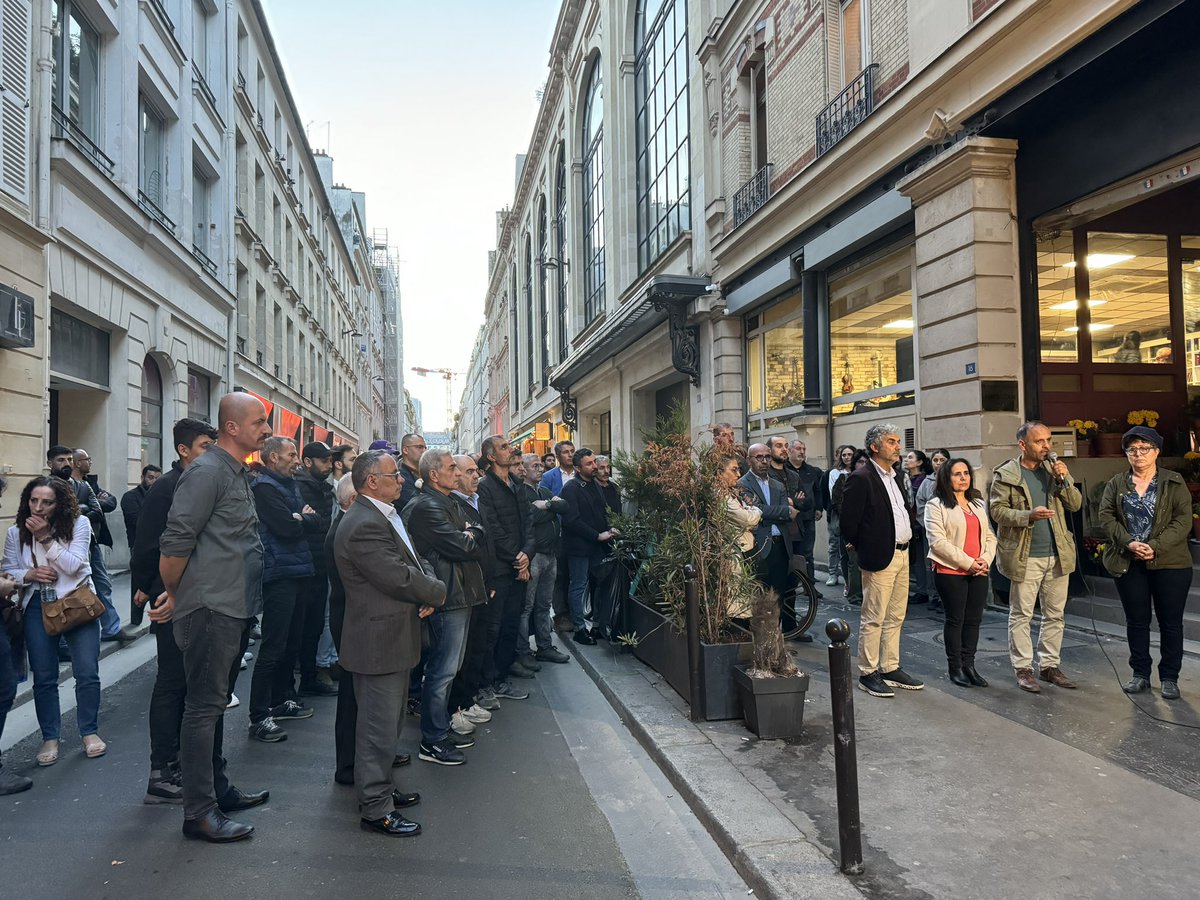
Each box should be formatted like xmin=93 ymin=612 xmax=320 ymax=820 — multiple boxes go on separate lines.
xmin=403 ymin=449 xmax=487 ymax=766
xmin=989 ymin=422 xmax=1083 ymax=694
xmin=335 ymin=450 xmax=445 ymax=836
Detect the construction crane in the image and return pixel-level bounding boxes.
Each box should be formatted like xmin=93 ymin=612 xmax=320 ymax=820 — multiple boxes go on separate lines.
xmin=410 ymin=367 xmax=464 ymax=431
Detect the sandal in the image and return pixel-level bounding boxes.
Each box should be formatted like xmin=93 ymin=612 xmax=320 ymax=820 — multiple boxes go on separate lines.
xmin=37 ymin=739 xmax=60 ymax=766
xmin=82 ymin=735 xmax=107 ymax=759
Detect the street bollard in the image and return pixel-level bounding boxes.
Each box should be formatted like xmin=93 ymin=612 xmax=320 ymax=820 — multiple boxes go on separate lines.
xmin=684 ymin=563 xmax=702 ymax=722
xmin=826 ymin=617 xmax=864 ymax=876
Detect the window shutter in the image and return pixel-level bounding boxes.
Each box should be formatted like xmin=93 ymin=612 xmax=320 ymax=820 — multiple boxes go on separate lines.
xmin=0 ymin=0 xmax=30 ymax=204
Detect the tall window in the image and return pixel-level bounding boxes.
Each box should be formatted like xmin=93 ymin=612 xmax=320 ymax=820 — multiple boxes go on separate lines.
xmin=139 ymin=96 xmax=165 ymax=206
xmin=141 ymin=357 xmax=164 ymax=468
xmin=840 ymin=0 xmax=869 ymax=86
xmin=581 ymin=60 xmax=605 ymax=326
xmin=537 ymin=199 xmax=549 ymax=386
xmin=193 ymin=0 xmax=209 ymax=78
xmin=636 ymin=0 xmax=690 ymax=270
xmin=51 ymin=1 xmax=101 ymax=139
xmin=192 ymin=167 xmax=211 ymax=254
xmin=524 ymin=235 xmax=534 ymax=398
xmin=554 ymin=145 xmax=568 ymax=361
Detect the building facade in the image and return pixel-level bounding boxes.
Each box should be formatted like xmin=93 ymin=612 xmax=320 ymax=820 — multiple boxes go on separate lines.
xmin=0 ymin=0 xmax=400 ymax=538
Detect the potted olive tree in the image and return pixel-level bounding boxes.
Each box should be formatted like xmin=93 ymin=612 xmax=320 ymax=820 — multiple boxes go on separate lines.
xmin=733 ymin=587 xmax=810 ymax=739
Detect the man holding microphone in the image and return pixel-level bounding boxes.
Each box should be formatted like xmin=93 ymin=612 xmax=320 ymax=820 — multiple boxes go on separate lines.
xmin=989 ymin=422 xmax=1083 ymax=693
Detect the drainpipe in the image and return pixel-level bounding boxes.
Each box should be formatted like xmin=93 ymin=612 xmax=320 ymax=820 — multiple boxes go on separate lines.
xmin=36 ymin=6 xmax=52 ymax=230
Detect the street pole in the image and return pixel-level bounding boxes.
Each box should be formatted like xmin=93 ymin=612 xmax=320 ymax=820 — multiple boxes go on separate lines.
xmin=826 ymin=617 xmax=864 ymax=875
xmin=684 ymin=563 xmax=702 ymax=722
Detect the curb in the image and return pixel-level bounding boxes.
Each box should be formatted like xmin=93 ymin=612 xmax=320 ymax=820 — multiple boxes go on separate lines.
xmin=10 ymin=621 xmax=153 ymax=711
xmin=568 ymin=636 xmax=865 ymax=900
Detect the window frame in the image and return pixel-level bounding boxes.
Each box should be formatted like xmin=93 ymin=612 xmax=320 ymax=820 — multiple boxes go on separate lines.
xmin=580 ymin=59 xmax=605 ymax=328
xmin=138 ymin=94 xmax=166 ymax=205
xmin=52 ymin=0 xmax=102 ymax=140
xmin=554 ymin=144 xmax=568 ymax=362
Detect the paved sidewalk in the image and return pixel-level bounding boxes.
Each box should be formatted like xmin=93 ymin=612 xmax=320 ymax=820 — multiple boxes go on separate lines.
xmin=569 ymin=593 xmax=1200 ymax=900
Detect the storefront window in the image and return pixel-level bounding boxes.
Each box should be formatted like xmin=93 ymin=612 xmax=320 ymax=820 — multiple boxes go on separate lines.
xmin=1036 ymin=230 xmax=1079 ymax=362
xmin=829 ymin=249 xmax=914 ymax=417
xmin=50 ymin=308 xmax=109 ymax=386
xmin=1184 ymin=236 xmax=1200 ymax=390
xmin=187 ymin=367 xmax=211 ymax=422
xmin=1087 ymin=233 xmax=1170 ymax=364
xmin=745 ymin=294 xmax=802 ymax=426
xmin=747 ymin=334 xmax=762 ymax=414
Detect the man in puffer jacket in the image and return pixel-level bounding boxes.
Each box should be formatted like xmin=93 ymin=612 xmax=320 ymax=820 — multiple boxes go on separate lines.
xmin=247 ymin=437 xmax=323 ymax=743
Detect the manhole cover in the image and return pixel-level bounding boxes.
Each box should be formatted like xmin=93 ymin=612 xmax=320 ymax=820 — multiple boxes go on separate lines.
xmin=906 ymin=621 xmax=1088 ymax=656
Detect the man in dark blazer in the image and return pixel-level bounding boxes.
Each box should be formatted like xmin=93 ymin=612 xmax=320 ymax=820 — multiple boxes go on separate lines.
xmin=738 ymin=443 xmax=799 ymax=630
xmin=334 ymin=451 xmax=445 ymax=837
xmin=839 ymin=423 xmax=923 ymax=698
xmin=560 ymin=448 xmax=616 ymax=644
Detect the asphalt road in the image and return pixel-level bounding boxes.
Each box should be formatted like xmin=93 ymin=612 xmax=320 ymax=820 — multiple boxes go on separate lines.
xmin=0 ymin=632 xmax=749 ymax=900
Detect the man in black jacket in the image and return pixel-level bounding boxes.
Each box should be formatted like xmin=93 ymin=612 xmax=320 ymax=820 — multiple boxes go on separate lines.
xmin=292 ymin=442 xmax=337 ymax=697
xmin=839 ymin=423 xmax=923 ymax=698
xmin=247 ymin=438 xmax=323 ymax=743
xmin=130 ymin=417 xmax=256 ymax=809
xmin=122 ymin=465 xmax=162 ymax=626
xmin=560 ymin=448 xmax=616 ymax=645
xmin=476 ymin=435 xmax=534 ymax=699
xmin=518 ymin=454 xmax=570 ymax=665
xmin=403 ymin=450 xmax=487 ymax=766
xmin=784 ymin=438 xmax=828 ymax=595
xmin=395 ymin=433 xmax=427 ymax=512
xmin=740 ymin=444 xmax=799 ymax=625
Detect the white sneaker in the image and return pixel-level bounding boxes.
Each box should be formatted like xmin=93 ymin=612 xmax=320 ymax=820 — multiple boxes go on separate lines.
xmin=239 ymin=657 xmax=247 ymax=670
xmin=450 ymin=710 xmax=477 ymax=735
xmin=243 ymin=651 xmax=254 ymax=661
xmin=462 ymin=703 xmax=493 ymax=724
xmin=227 ymin=694 xmax=240 ymax=709
xmin=825 ymin=574 xmax=839 ymax=586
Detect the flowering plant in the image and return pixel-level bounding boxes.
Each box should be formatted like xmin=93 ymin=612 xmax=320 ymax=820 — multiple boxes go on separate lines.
xmin=1067 ymin=419 xmax=1098 ymax=439
xmin=1083 ymin=536 xmax=1107 ymax=562
xmin=1127 ymin=409 xmax=1160 ymax=428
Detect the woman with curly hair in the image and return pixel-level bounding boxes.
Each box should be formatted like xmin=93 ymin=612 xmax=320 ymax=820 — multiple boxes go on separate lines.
xmin=2 ymin=475 xmax=105 ymax=766
xmin=718 ymin=454 xmax=762 ymax=619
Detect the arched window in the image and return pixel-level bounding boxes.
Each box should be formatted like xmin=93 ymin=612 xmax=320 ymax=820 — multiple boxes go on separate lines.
xmin=581 ymin=60 xmax=605 ymax=326
xmin=554 ymin=144 xmax=568 ymax=361
xmin=141 ymin=356 xmax=163 ymax=468
xmin=635 ymin=0 xmax=689 ymax=270
xmin=536 ymin=198 xmax=549 ymax=386
xmin=523 ymin=235 xmax=534 ymax=399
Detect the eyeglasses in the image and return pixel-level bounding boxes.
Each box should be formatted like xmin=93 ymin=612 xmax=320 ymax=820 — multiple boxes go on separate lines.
xmin=373 ymin=471 xmax=403 ymax=479
xmin=1124 ymin=446 xmax=1156 ymax=456
xmin=750 ymin=454 xmax=771 ymax=460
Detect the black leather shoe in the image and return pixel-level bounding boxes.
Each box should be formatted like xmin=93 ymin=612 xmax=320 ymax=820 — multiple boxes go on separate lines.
xmin=361 ymin=812 xmax=421 ymax=837
xmin=963 ymin=666 xmax=989 ymax=687
xmin=218 ymin=786 xmax=269 ymax=812
xmin=948 ymin=668 xmax=973 ymax=688
xmin=392 ymin=753 xmax=410 ymax=768
xmin=334 ymin=770 xmax=354 ymax=786
xmin=182 ymin=809 xmax=254 ymax=843
xmin=573 ymin=630 xmax=596 ymax=646
xmin=392 ymin=790 xmax=420 ymax=809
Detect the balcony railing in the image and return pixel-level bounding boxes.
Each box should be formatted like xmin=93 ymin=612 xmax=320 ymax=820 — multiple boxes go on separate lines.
xmin=146 ymin=0 xmax=175 ymax=33
xmin=816 ymin=63 xmax=879 ymax=157
xmin=192 ymin=244 xmax=218 ymax=277
xmin=731 ymin=163 xmax=774 ymax=229
xmin=50 ymin=104 xmax=114 ymax=176
xmin=138 ymin=190 xmax=175 ymax=231
xmin=192 ymin=62 xmax=219 ymax=113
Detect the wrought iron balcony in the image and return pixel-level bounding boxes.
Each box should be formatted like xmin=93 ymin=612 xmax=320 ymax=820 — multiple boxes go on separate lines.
xmin=816 ymin=63 xmax=879 ymax=157
xmin=50 ymin=104 xmax=114 ymax=176
xmin=192 ymin=63 xmax=219 ymax=113
xmin=731 ymin=163 xmax=774 ymax=229
xmin=192 ymin=244 xmax=218 ymax=277
xmin=138 ymin=190 xmax=175 ymax=231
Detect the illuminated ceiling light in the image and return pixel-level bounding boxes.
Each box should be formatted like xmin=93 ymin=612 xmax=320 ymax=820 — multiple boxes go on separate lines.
xmin=1048 ymin=299 xmax=1108 ymax=311
xmin=1062 ymin=253 xmax=1135 ymax=269
xmin=1066 ymin=323 xmax=1114 ymax=333
xmin=882 ymin=319 xmax=913 ymax=330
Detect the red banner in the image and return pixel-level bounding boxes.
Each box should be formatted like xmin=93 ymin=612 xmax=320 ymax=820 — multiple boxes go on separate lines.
xmin=313 ymin=426 xmax=332 ymax=445
xmin=276 ymin=405 xmax=302 ymax=442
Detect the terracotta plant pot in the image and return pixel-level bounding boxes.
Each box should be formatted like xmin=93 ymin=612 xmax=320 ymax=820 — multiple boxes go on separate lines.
xmin=1095 ymin=432 xmax=1124 ymax=456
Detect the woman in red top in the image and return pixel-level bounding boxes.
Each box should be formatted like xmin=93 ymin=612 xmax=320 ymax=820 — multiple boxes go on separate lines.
xmin=923 ymin=459 xmax=996 ymax=688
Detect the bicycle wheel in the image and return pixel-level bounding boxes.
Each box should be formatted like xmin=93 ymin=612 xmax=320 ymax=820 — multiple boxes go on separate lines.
xmin=781 ymin=568 xmax=819 ymax=640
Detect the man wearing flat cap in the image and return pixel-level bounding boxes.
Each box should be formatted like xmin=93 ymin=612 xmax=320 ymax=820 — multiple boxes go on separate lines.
xmin=293 ymin=441 xmax=339 ymax=698
xmin=989 ymin=421 xmax=1083 ymax=694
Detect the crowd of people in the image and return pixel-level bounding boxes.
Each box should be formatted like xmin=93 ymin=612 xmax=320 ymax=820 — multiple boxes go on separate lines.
xmin=0 ymin=399 xmax=1189 ymax=825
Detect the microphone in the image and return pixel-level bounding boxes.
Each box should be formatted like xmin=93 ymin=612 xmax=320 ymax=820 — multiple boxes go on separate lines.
xmin=1047 ymin=450 xmax=1066 ymax=489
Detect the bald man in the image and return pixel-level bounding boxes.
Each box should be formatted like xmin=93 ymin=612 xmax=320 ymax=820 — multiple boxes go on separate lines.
xmin=160 ymin=392 xmax=273 ymax=843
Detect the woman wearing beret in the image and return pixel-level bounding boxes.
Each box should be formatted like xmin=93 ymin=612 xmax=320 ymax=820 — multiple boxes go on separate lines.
xmin=1097 ymin=426 xmax=1191 ymax=700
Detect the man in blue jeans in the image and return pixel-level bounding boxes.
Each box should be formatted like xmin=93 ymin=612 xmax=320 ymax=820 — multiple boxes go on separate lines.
xmin=560 ymin=449 xmax=617 ymax=646
xmin=403 ymin=450 xmax=487 ymax=765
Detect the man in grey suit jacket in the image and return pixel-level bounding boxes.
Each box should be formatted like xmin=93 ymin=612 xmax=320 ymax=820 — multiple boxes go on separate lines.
xmin=334 ymin=451 xmax=445 ymax=837
xmin=738 ymin=443 xmax=801 ymax=632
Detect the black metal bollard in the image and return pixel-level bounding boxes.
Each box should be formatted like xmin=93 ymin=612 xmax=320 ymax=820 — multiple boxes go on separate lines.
xmin=826 ymin=618 xmax=864 ymax=876
xmin=684 ymin=563 xmax=702 ymax=722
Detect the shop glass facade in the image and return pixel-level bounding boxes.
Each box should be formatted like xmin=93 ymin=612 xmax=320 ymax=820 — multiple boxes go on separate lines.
xmin=745 ymin=292 xmax=802 ymax=431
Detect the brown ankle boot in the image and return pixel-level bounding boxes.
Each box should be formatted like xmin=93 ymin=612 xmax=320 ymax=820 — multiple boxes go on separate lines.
xmin=1015 ymin=668 xmax=1041 ymax=693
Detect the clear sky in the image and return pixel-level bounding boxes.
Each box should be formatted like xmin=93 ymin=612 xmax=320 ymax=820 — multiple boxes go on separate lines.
xmin=260 ymin=0 xmax=561 ymax=431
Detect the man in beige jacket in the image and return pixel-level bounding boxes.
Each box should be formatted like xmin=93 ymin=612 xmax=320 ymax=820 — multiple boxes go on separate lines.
xmin=988 ymin=422 xmax=1082 ymax=693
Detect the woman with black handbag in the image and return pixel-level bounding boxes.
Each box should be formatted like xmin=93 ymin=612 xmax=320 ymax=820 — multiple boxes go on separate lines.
xmin=2 ymin=475 xmax=105 ymax=766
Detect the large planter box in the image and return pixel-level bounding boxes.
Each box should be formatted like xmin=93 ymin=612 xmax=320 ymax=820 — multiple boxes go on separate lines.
xmin=627 ymin=598 xmax=751 ymax=721
xmin=734 ymin=665 xmax=809 ymax=739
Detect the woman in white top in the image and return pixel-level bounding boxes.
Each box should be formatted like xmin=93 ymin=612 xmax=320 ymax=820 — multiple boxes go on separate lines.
xmin=718 ymin=455 xmax=762 ymax=619
xmin=924 ymin=459 xmax=996 ymax=689
xmin=2 ymin=476 xmax=105 ymax=765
